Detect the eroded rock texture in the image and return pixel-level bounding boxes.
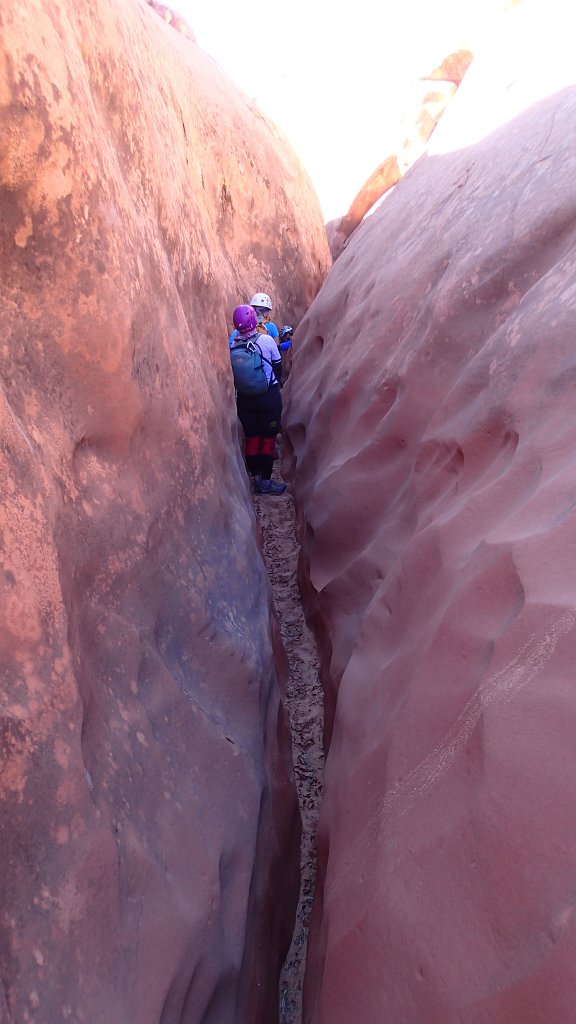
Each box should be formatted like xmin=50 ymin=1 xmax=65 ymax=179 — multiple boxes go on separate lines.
xmin=0 ymin=1 xmax=330 ymax=1021
xmin=284 ymin=6 xmax=576 ymax=1022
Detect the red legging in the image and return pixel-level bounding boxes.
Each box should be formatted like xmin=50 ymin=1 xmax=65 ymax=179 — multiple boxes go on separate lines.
xmin=236 ymin=387 xmax=282 ymax=481
xmin=244 ymin=436 xmax=276 ymax=480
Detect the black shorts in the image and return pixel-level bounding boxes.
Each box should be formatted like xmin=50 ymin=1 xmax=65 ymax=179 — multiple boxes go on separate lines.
xmin=236 ymin=385 xmax=282 ymax=437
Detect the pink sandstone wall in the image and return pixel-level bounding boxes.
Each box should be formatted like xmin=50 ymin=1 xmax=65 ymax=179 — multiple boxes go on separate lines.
xmin=0 ymin=1 xmax=330 ymax=1021
xmin=284 ymin=5 xmax=576 ymax=1021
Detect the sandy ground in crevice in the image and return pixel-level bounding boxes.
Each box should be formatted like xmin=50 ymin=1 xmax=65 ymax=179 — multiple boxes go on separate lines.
xmin=251 ymin=461 xmax=325 ymax=1024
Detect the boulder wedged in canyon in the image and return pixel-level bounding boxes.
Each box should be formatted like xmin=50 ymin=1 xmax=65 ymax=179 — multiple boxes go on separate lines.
xmin=328 ymin=49 xmax=473 ymax=260
xmin=0 ymin=1 xmax=330 ymax=1021
xmin=284 ymin=5 xmax=576 ymax=1021
xmin=146 ymin=0 xmax=197 ymax=41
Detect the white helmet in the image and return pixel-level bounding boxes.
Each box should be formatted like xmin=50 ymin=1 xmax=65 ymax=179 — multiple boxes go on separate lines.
xmin=250 ymin=292 xmax=272 ymax=311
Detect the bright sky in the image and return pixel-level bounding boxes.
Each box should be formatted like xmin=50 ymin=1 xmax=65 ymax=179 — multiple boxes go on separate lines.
xmin=171 ymin=0 xmax=508 ymax=221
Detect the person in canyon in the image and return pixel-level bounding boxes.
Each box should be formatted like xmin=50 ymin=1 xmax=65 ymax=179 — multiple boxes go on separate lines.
xmin=277 ymin=325 xmax=294 ymax=387
xmin=279 ymin=324 xmax=293 ymax=349
xmin=230 ymin=304 xmax=287 ymax=496
xmin=250 ymin=291 xmax=280 ymax=340
xmin=228 ymin=290 xmax=279 ymax=347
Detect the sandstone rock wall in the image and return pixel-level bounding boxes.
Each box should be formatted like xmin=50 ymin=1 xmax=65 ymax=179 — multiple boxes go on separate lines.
xmin=0 ymin=1 xmax=330 ymax=1021
xmin=284 ymin=4 xmax=576 ymax=1021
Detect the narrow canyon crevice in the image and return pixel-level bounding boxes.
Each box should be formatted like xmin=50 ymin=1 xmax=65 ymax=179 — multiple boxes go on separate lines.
xmin=4 ymin=2 xmax=576 ymax=1022
xmin=250 ymin=451 xmax=325 ymax=1024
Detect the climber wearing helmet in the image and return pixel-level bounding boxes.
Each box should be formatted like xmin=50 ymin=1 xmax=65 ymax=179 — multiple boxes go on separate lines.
xmin=278 ymin=325 xmax=293 ymax=351
xmin=228 ymin=290 xmax=279 ymax=347
xmin=250 ymin=291 xmax=279 ymax=340
xmin=228 ymin=304 xmax=287 ymax=496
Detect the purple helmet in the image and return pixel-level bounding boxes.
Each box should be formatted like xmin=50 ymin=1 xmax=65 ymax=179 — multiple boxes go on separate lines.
xmin=233 ymin=304 xmax=258 ymax=335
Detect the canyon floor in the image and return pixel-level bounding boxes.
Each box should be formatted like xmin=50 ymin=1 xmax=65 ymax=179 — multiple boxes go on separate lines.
xmin=251 ymin=455 xmax=325 ymax=1024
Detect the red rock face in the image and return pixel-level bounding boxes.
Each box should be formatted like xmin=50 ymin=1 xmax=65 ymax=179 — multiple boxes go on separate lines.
xmin=0 ymin=1 xmax=329 ymax=1021
xmin=284 ymin=20 xmax=576 ymax=1024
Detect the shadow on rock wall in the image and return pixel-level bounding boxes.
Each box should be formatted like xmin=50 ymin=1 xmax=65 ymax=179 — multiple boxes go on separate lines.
xmin=0 ymin=1 xmax=330 ymax=1022
xmin=284 ymin=83 xmax=576 ymax=1024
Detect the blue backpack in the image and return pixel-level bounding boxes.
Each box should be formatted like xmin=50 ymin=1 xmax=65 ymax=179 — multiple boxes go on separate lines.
xmin=230 ymin=335 xmax=272 ymax=396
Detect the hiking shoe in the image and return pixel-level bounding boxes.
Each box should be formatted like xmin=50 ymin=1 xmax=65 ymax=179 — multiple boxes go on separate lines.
xmin=257 ymin=479 xmax=287 ymax=495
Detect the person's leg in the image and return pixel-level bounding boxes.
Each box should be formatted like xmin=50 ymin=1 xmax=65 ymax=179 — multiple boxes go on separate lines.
xmin=236 ymin=397 xmax=261 ymax=482
xmin=255 ymin=388 xmax=286 ymax=494
xmin=255 ymin=387 xmax=282 ymax=478
xmin=244 ymin=436 xmax=261 ymax=479
xmin=258 ymin=436 xmax=276 ymax=481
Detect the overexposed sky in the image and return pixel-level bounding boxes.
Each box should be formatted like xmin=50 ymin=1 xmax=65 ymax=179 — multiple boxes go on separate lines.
xmin=171 ymin=0 xmax=507 ymax=221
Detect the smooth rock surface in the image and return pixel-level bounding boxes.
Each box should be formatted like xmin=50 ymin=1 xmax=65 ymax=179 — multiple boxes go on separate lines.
xmin=0 ymin=1 xmax=330 ymax=1022
xmin=284 ymin=4 xmax=576 ymax=1021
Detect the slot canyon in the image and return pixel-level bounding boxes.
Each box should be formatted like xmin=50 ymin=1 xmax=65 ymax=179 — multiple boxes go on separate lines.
xmin=1 ymin=1 xmax=576 ymax=1023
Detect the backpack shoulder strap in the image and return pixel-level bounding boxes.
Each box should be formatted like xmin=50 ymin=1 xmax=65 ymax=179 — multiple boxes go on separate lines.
xmin=232 ymin=331 xmax=257 ymax=350
xmin=251 ymin=339 xmax=274 ymax=368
